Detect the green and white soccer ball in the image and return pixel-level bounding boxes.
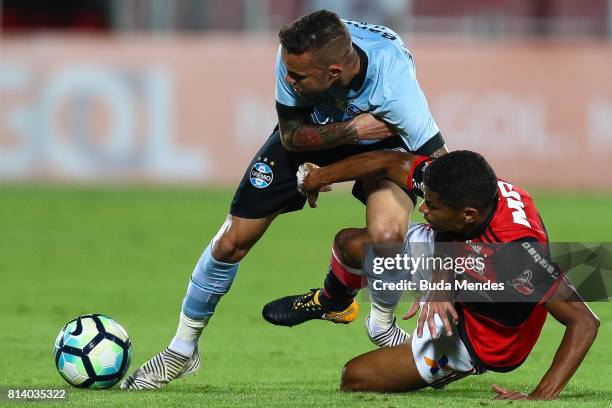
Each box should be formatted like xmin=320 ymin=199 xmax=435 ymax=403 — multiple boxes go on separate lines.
xmin=54 ymin=314 xmax=132 ymax=389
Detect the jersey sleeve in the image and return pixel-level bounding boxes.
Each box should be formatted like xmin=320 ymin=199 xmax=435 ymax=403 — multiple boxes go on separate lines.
xmin=406 ymin=155 xmax=433 ymax=196
xmin=491 ymin=238 xmax=563 ymax=304
xmin=373 ymin=54 xmax=440 ymax=151
xmin=274 ymin=46 xmax=310 ymax=108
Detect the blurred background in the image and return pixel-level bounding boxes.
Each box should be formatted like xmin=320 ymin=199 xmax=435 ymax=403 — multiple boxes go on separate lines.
xmin=1 ymin=0 xmax=611 ymax=188
xmin=1 ymin=3 xmax=611 ymax=402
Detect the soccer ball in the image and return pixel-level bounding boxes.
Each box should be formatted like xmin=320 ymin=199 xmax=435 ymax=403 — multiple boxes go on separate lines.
xmin=54 ymin=314 xmax=132 ymax=389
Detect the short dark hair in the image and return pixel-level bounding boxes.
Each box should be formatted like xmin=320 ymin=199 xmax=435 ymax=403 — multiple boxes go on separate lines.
xmin=278 ymin=10 xmax=351 ymax=62
xmin=424 ymin=150 xmax=498 ymax=211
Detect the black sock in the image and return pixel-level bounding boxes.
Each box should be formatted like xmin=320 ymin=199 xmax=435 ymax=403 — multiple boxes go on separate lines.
xmin=319 ymin=268 xmax=359 ymax=311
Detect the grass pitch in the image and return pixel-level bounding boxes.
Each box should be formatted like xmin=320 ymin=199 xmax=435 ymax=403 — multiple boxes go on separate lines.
xmin=0 ymin=186 xmax=610 ymax=407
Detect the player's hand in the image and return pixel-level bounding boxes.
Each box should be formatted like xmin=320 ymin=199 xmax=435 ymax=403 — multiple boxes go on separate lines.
xmin=492 ymin=384 xmax=555 ymax=400
xmin=410 ymin=292 xmax=458 ymax=338
xmin=350 ymin=113 xmax=396 ymax=141
xmin=492 ymin=384 xmax=544 ymax=400
xmin=402 ymin=297 xmax=421 ymax=320
xmin=297 ymin=162 xmax=332 ymax=208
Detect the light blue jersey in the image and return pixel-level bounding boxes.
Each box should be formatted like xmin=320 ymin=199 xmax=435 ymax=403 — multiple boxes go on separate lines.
xmin=275 ymin=19 xmax=439 ymax=151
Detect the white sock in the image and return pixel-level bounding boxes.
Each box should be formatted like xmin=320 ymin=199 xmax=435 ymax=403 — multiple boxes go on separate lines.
xmin=168 ymin=312 xmax=209 ymax=357
xmin=369 ymin=301 xmax=395 ymax=330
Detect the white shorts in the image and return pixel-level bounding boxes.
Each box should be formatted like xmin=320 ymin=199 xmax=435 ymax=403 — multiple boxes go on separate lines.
xmin=399 ymin=224 xmax=482 ymax=387
xmin=411 ymin=310 xmax=482 ymax=388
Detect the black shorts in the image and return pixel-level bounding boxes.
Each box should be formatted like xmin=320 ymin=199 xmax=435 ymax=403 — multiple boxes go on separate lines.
xmin=230 ymin=127 xmax=444 ymax=219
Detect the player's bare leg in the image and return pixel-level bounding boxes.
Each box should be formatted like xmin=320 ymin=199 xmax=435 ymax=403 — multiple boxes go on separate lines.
xmin=333 ymin=227 xmax=369 ymax=269
xmin=122 ymin=213 xmax=278 ymax=390
xmin=363 ymin=178 xmax=412 ymax=246
xmin=361 ymin=179 xmax=413 ymax=346
xmin=210 ymin=213 xmax=279 ymax=263
xmin=341 ymin=343 xmax=427 ymax=392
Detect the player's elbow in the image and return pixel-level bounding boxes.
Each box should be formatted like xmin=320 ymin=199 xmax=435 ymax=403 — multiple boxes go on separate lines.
xmin=585 ymin=313 xmax=600 ymax=335
xmin=581 ymin=315 xmax=600 ymax=347
xmin=571 ymin=310 xmax=600 ymax=341
xmin=279 ymin=130 xmax=299 ymax=152
xmin=578 ymin=307 xmax=600 ymax=330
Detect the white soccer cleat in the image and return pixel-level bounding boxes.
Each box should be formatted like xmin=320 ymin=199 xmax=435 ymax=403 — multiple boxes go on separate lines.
xmin=365 ymin=315 xmax=410 ymax=348
xmin=120 ymin=347 xmax=200 ymax=390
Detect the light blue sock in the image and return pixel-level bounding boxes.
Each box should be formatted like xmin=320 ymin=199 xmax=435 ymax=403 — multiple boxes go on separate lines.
xmin=182 ymin=243 xmax=240 ymax=319
xmin=169 ymin=243 xmax=240 ymax=356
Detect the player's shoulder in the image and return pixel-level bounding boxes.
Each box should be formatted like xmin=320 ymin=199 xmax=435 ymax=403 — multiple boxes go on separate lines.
xmin=487 ymin=179 xmax=547 ymax=242
xmin=274 ymin=44 xmax=284 ymax=66
xmin=345 ymin=21 xmax=413 ymax=101
xmin=344 ymin=20 xmax=409 ymax=63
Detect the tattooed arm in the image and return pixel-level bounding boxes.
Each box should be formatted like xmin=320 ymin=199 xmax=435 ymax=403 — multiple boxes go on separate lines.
xmin=276 ymin=103 xmax=396 ymax=152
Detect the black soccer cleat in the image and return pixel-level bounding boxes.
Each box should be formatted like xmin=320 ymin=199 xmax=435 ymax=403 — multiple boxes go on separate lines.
xmin=262 ymin=289 xmax=358 ymax=327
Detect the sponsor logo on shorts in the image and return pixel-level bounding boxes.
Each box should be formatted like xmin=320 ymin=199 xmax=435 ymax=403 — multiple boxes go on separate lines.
xmin=250 ymin=161 xmax=274 ymax=189
xmin=424 ymin=354 xmax=454 ymax=375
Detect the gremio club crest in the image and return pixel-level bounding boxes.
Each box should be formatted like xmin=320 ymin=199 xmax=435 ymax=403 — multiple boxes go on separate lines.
xmin=250 ymin=157 xmax=274 ymax=189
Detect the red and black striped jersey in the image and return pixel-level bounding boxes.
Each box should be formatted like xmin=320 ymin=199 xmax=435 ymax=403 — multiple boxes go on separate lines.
xmin=452 ymin=179 xmax=562 ymax=372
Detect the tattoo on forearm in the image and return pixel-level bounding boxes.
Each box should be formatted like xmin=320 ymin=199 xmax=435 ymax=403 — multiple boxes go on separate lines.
xmin=316 ymin=122 xmax=359 ymax=145
xmin=283 ymin=120 xmax=358 ymax=151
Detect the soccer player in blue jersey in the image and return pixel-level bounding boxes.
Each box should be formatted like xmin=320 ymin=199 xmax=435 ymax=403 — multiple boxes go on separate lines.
xmin=122 ymin=10 xmax=447 ymax=389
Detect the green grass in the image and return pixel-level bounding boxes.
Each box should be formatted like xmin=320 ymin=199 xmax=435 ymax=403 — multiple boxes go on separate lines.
xmin=0 ymin=186 xmax=611 ymax=407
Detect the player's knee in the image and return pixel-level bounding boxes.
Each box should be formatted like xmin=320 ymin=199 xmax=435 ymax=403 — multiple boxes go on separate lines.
xmin=211 ymin=234 xmax=251 ymax=263
xmin=334 ymin=228 xmax=366 ymax=268
xmin=340 ymin=359 xmax=368 ymax=392
xmin=334 ymin=228 xmax=360 ymax=251
xmin=368 ymin=222 xmax=405 ymax=245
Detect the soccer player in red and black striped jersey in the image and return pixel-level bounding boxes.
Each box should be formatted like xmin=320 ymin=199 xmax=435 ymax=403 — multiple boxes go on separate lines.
xmin=292 ymin=150 xmax=599 ymax=400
